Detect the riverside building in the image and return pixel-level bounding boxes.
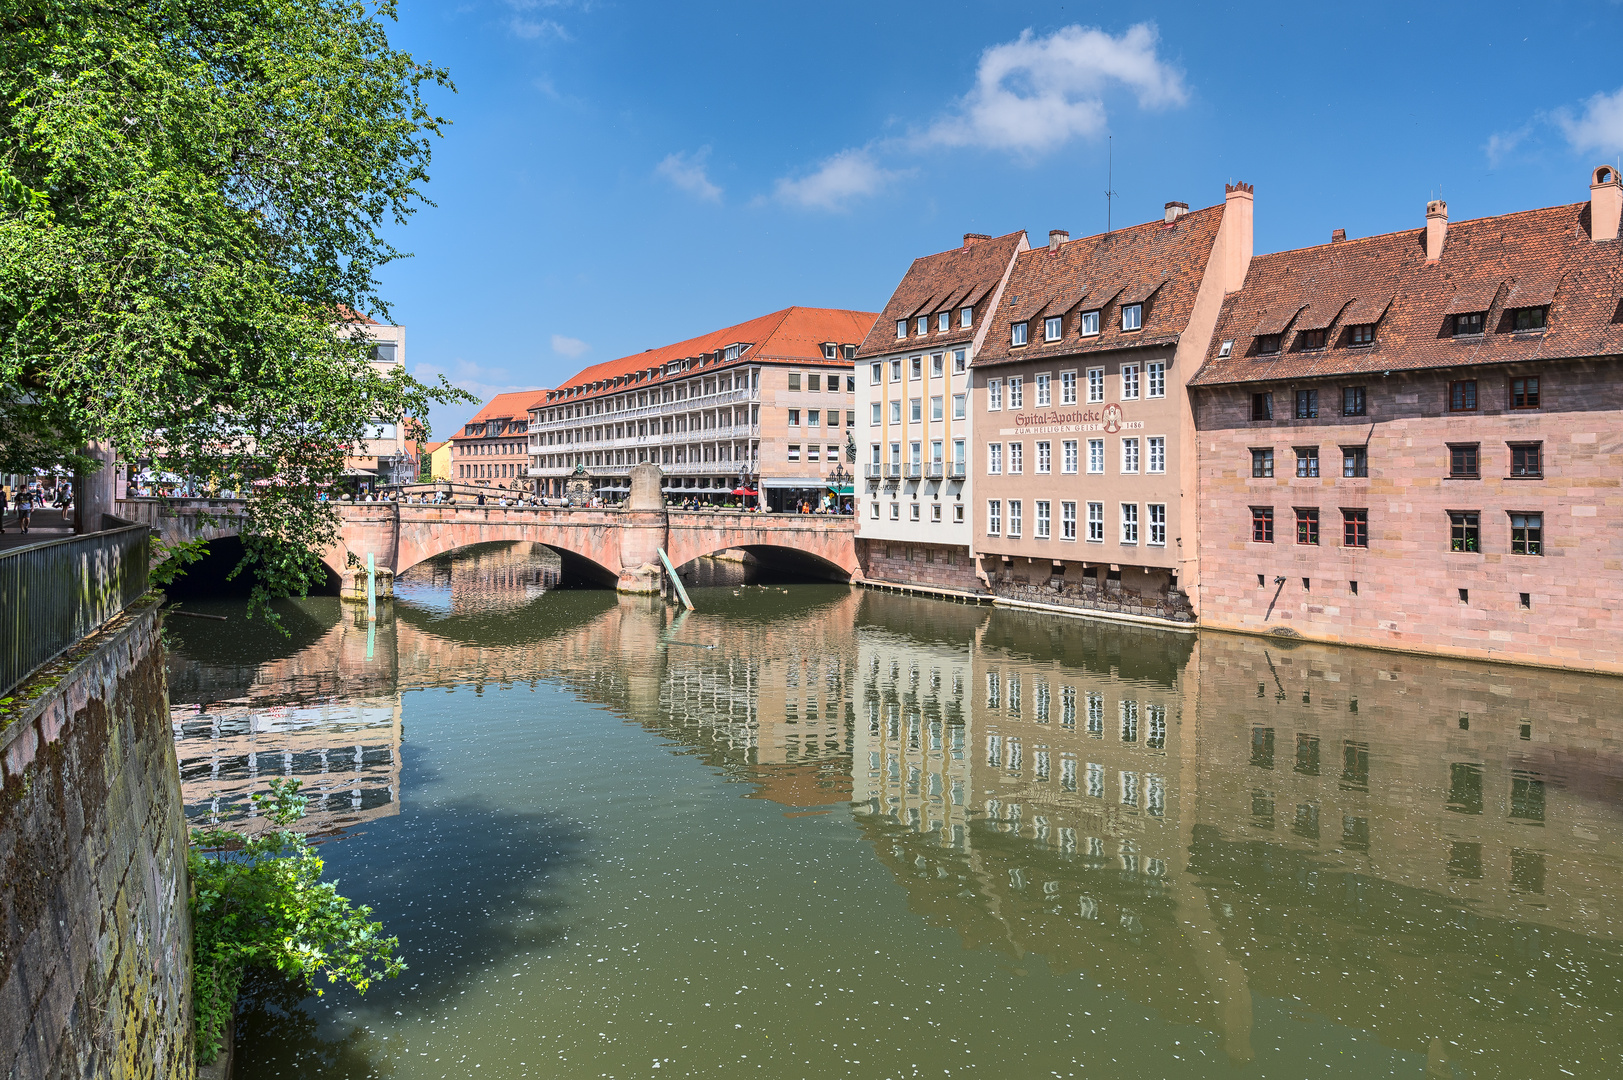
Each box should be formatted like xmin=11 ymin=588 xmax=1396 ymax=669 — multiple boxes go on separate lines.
xmin=1188 ymin=166 xmax=1623 ymax=672
xmin=853 ymin=230 xmax=1027 ymax=593
xmin=450 ymin=390 xmax=549 ymax=488
xmin=970 ymin=186 xmax=1255 ymax=622
xmin=528 ymin=307 xmax=876 ymax=509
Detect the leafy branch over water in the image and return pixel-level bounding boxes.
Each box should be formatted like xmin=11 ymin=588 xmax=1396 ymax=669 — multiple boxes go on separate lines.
xmin=189 ymin=778 xmax=404 ymax=1065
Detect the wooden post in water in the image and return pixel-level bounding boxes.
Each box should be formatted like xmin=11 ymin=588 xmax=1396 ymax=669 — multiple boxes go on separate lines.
xmin=366 ymin=553 xmax=376 ymax=622
xmin=657 ymin=548 xmax=693 ymax=611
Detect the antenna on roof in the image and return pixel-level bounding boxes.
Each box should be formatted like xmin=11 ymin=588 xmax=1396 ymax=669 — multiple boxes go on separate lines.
xmin=1105 ymin=136 xmax=1119 ymax=234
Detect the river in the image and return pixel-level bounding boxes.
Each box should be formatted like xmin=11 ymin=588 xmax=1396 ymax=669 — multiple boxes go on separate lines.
xmin=165 ymin=542 xmax=1623 ymax=1079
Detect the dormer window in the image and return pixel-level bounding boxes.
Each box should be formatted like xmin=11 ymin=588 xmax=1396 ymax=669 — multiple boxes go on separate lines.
xmin=821 ymin=343 xmax=837 ymax=360
xmin=1121 ymin=303 xmax=1143 ymax=331
xmin=842 ymin=344 xmax=856 ymax=359
xmin=1079 ymin=310 xmax=1100 ymax=336
xmin=937 ymin=312 xmax=950 ymax=332
xmin=1349 ymin=324 xmax=1375 ymax=347
xmin=896 ymin=319 xmax=907 ymax=338
xmin=1299 ymin=329 xmax=1327 ymax=350
xmin=1256 ymin=334 xmax=1282 ymax=355
xmin=1513 ymin=306 xmax=1548 ymax=332
xmin=960 ymin=306 xmax=973 ymax=328
xmin=916 ymin=316 xmax=928 ymax=335
xmin=1454 ymin=312 xmax=1485 ymax=337
xmin=1044 ymin=316 xmax=1063 ymax=342
xmin=1011 ymin=322 xmax=1029 ymax=346
xmin=1217 ymin=339 xmax=1234 ymax=358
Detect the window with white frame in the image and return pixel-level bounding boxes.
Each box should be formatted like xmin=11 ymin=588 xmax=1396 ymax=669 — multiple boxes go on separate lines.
xmin=890 ymin=358 xmax=903 ymax=382
xmin=986 ymin=499 xmax=1003 ymax=536
xmin=960 ymin=306 xmax=974 ymax=328
xmin=931 ymin=502 xmax=942 ymax=521
xmin=988 ymin=378 xmax=1003 ymax=411
xmin=1061 ymin=370 xmax=1078 ymax=405
xmin=788 ymin=444 xmax=801 ymax=461
xmin=1008 ymin=500 xmax=1022 ymax=537
xmin=937 ymin=312 xmax=950 ymax=332
xmin=1087 ymin=438 xmax=1104 ymax=473
xmin=1087 ymin=501 xmax=1104 ymax=541
xmin=870 ymin=443 xmax=881 ymax=465
xmin=988 ymin=443 xmax=1003 ymax=474
xmin=1009 ymin=441 xmax=1023 ymax=474
xmin=1147 ymin=361 xmax=1166 ymax=398
xmin=916 ymin=316 xmax=928 ymax=335
xmin=870 ymin=361 xmax=882 ymax=384
xmin=1121 ymin=364 xmax=1140 ymax=400
xmin=910 ymin=356 xmax=922 ymax=381
xmin=952 ymin=393 xmax=966 ymax=419
xmin=1122 ymin=303 xmax=1142 ymax=331
xmin=1087 ymin=367 xmax=1105 ymax=403
xmin=1062 ymin=501 xmax=1077 ymax=540
xmin=931 ymin=353 xmax=944 ymax=378
xmin=953 ymin=503 xmax=965 ymax=523
xmin=890 ymin=502 xmax=900 ymax=519
xmin=1148 ymin=503 xmax=1167 ymax=545
xmin=1036 ymin=500 xmax=1051 ymax=538
xmin=952 ymin=438 xmax=965 ymax=467
xmin=889 ymin=400 xmax=902 ymax=424
xmin=1036 ymin=440 xmax=1051 ymax=474
xmin=1079 ymin=310 xmax=1100 ymax=336
xmin=1008 ymin=377 xmax=1023 ymax=409
xmin=870 ymin=402 xmax=881 ymax=425
xmin=1147 ymin=436 xmax=1166 ymax=473
xmin=1121 ymin=437 xmax=1139 ymax=474
xmin=1044 ymin=316 xmax=1063 ymax=342
xmin=953 ymin=348 xmax=967 ymax=373
xmin=870 ymin=502 xmax=880 ymax=519
xmin=910 ymin=502 xmax=921 ymax=521
xmin=1121 ymin=503 xmax=1139 ymax=543
xmin=896 ymin=319 xmax=907 ymax=338
xmin=931 ymin=396 xmax=943 ymax=420
xmin=788 ymin=409 xmax=800 ymax=426
xmin=910 ymin=398 xmax=921 ymax=422
xmin=1062 ymin=439 xmax=1078 ymax=473
xmin=1012 ymin=322 xmax=1028 ymax=346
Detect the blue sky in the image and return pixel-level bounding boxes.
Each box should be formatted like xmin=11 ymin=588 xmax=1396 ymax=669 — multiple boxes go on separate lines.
xmin=381 ymin=0 xmax=1623 ymax=439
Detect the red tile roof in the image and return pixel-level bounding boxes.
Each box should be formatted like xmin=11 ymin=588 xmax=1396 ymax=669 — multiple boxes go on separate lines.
xmin=1190 ymin=201 xmax=1623 ymax=387
xmin=854 ymin=231 xmax=1027 ymax=358
xmin=449 ymin=390 xmax=551 ymax=441
xmin=538 ymin=306 xmax=877 ymax=406
xmin=973 ymin=205 xmax=1227 ymax=367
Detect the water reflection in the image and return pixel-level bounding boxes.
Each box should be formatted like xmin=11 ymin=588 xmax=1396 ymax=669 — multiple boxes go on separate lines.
xmin=164 ymin=550 xmax=1623 ymax=1079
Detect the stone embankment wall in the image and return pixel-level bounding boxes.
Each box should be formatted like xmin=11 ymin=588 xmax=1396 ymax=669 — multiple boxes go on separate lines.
xmin=0 ymin=598 xmax=192 ymax=1079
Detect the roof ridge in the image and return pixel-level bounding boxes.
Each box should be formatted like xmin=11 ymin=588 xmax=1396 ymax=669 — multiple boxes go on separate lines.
xmin=1254 ymin=201 xmax=1588 ymax=262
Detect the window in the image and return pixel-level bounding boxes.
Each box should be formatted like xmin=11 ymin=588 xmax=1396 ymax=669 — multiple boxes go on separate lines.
xmin=931 ymin=353 xmax=944 ymax=378
xmin=870 ymin=402 xmax=881 ymax=425
xmin=889 ymin=400 xmax=902 ymax=424
xmin=1514 ymin=306 xmax=1547 ymax=331
xmin=1061 ymin=370 xmax=1077 ymax=405
xmin=1008 ymin=377 xmax=1024 ymax=408
xmin=1121 ymin=303 xmax=1143 ymax=331
xmin=1217 ymin=339 xmax=1234 ymax=358
xmin=952 ymin=393 xmax=966 ymax=419
xmin=890 ymin=502 xmax=901 ymax=520
xmin=1510 ymin=442 xmax=1542 ymax=477
xmin=1295 ymin=507 xmax=1320 ymax=545
xmin=1087 ymin=502 xmax=1104 ymax=541
xmin=1148 ymin=436 xmax=1166 ymax=473
xmin=1087 ymin=438 xmax=1104 ymax=474
xmin=1446 ymin=380 xmax=1477 ymax=411
xmin=1036 ymin=441 xmax=1052 ymax=473
xmin=870 ymin=361 xmax=882 ymax=384
xmin=1449 ymin=444 xmax=1479 ymax=478
xmin=1121 ymin=365 xmax=1140 ymax=400
xmin=1454 ymin=312 xmax=1485 ymax=336
xmin=1147 ymin=362 xmax=1166 ymax=398
xmin=1510 ymin=376 xmax=1540 ymax=408
xmin=1343 ymin=509 xmax=1369 ymax=548
xmin=909 ymin=398 xmax=922 ymax=422
xmin=820 ymin=344 xmax=836 ymax=361
xmin=1077 ymin=310 xmax=1101 ymax=336
xmin=953 ymin=348 xmax=967 ymax=373
xmin=1342 ymin=386 xmax=1366 ymax=416
xmin=1510 ymin=512 xmax=1543 ymax=555
xmin=1008 ymin=442 xmax=1023 ymax=474
xmin=1300 ymin=329 xmax=1327 ymax=350
xmin=954 ymin=504 xmax=965 ymax=523
xmin=1007 ymin=500 xmax=1022 ymax=537
xmin=953 ymin=439 xmax=965 ymax=468
xmin=1252 ymin=392 xmax=1274 ymax=420
xmin=890 ymin=359 xmax=903 ymax=382
xmin=1087 ymin=367 xmax=1104 ymax=403
xmin=1034 ymin=374 xmax=1050 ymax=406
xmin=988 ymin=443 xmax=1002 ymax=474
xmin=960 ymin=306 xmax=973 ymax=328
xmin=807 ymin=444 xmax=821 ymax=462
xmin=787 ymin=444 xmax=801 ymax=461
xmin=910 ymin=356 xmax=922 ymax=381
xmin=931 ymin=396 xmax=943 ymax=421
xmin=1044 ymin=316 xmax=1063 ymax=341
xmin=1036 ymin=500 xmax=1051 ymax=538
xmin=807 ymin=409 xmax=820 ymax=426
xmin=896 ymin=319 xmax=907 ymax=338
xmin=987 ymin=379 xmax=1003 ymax=410
xmin=1295 ymin=446 xmax=1320 ymax=478
xmin=1148 ymin=503 xmax=1167 ymax=545
xmin=1121 ymin=437 xmax=1140 ymax=474
xmin=931 ymin=502 xmax=942 ymax=521
xmin=1450 ymin=511 xmax=1479 ymax=552
xmin=916 ymin=316 xmax=928 ymax=335
xmin=788 ymin=372 xmax=801 ymax=391
xmin=870 ymin=502 xmax=880 ymax=519
xmin=1342 ymin=446 xmax=1368 ymax=477
xmin=910 ymin=502 xmax=921 ymax=521
xmin=988 ymin=500 xmax=1001 ymax=534
xmin=1012 ymin=322 xmax=1028 ymax=346
xmin=938 ymin=311 xmax=950 ymax=333
xmin=1252 ymin=506 xmax=1275 ymax=543
xmin=1257 ymin=334 xmax=1282 ymax=355
xmin=788 ymin=409 xmax=801 ymax=426
xmin=1295 ymin=389 xmax=1319 ymax=418
xmin=1062 ymin=440 xmax=1078 ymax=473
xmin=1252 ymin=448 xmax=1274 ymax=477
xmin=1349 ymin=323 xmax=1376 ymax=346
xmin=1120 ymin=503 xmax=1139 ymax=543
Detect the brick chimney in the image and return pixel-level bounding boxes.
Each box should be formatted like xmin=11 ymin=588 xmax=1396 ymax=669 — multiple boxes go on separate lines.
xmin=963 ymin=232 xmax=991 ymax=248
xmin=1048 ymin=229 xmax=1069 ymax=251
xmin=1591 ymin=165 xmax=1621 ymax=242
xmin=1331 ymin=228 xmax=1347 ymax=243
xmin=1164 ymin=201 xmax=1188 ymax=222
xmin=1425 ymin=200 xmax=1448 ymax=262
xmin=1222 ymin=182 xmax=1254 ymax=293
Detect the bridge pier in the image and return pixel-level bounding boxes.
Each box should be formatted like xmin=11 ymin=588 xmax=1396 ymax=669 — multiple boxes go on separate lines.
xmin=615 ymin=463 xmax=669 ymax=595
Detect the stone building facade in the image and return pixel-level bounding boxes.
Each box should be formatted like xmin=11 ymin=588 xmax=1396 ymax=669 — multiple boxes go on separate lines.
xmin=1188 ymin=166 xmax=1623 ymax=672
xmin=449 ymin=389 xmax=549 ymax=489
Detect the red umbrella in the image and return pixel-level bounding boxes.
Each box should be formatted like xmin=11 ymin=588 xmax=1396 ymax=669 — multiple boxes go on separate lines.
xmin=731 ymin=487 xmax=758 ymax=496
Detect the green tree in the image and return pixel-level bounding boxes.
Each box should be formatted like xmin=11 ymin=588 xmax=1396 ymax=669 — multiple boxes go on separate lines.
xmin=0 ymin=0 xmax=471 ymax=613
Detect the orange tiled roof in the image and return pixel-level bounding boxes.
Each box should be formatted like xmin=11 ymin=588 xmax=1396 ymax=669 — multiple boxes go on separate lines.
xmin=974 ymin=205 xmax=1227 ymax=367
xmin=854 ymin=231 xmax=1027 ymax=358
xmin=449 ymin=390 xmax=551 ymax=441
xmin=538 ymin=306 xmax=877 ymax=406
xmin=1190 ymin=201 xmax=1623 ymax=386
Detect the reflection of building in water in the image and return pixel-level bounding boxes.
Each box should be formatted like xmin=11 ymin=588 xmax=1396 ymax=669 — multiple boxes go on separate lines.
xmin=393 ymin=541 xmax=560 ymax=617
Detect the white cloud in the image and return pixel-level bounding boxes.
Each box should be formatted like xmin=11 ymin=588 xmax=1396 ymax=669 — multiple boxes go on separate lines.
xmin=655 ymin=148 xmax=723 ymax=202
xmin=1556 ymin=86 xmax=1623 ymax=156
xmin=1485 ymin=124 xmax=1533 ymax=168
xmin=920 ymin=23 xmax=1186 ymax=153
xmin=772 ymin=149 xmax=904 ymax=211
xmin=550 ymin=334 xmax=590 ymax=358
xmin=509 ymin=17 xmax=569 ymax=40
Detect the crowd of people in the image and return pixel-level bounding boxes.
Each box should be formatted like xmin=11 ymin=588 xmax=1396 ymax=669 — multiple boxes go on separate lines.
xmin=0 ymin=479 xmax=71 ymax=535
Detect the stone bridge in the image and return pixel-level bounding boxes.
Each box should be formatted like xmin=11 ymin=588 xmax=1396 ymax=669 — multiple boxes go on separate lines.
xmin=115 ymin=464 xmax=856 ymax=598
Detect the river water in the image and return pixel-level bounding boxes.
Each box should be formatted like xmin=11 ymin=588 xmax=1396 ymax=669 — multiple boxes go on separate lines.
xmin=166 ymin=542 xmax=1623 ymax=1079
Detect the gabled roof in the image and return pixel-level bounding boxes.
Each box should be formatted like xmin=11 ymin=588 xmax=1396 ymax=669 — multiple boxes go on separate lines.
xmin=974 ymin=205 xmax=1226 ymax=367
xmin=539 ymin=306 xmax=877 ymax=407
xmin=449 ymin=390 xmax=551 ymax=441
xmin=1190 ymin=201 xmax=1623 ymax=387
xmin=854 ymin=231 xmax=1027 ymax=359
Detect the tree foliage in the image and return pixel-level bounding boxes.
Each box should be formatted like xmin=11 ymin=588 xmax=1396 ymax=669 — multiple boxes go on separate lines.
xmin=190 ymin=778 xmax=405 ymax=1064
xmin=0 ymin=0 xmax=471 ymax=614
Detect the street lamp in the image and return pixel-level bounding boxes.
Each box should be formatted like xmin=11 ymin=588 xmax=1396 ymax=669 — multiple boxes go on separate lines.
xmin=826 ymin=460 xmax=852 ymax=514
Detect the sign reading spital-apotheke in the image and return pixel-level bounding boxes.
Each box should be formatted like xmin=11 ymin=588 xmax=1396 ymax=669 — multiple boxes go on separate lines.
xmin=1001 ymin=403 xmax=1144 ymax=436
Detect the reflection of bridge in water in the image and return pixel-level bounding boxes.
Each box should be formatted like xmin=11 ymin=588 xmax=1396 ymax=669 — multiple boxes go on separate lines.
xmin=167 ymin=557 xmax=1623 ymax=1076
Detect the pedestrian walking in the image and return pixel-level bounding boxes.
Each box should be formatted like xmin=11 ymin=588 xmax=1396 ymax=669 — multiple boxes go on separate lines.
xmin=16 ymin=490 xmax=32 ymax=533
xmin=0 ymin=486 xmax=8 ymax=533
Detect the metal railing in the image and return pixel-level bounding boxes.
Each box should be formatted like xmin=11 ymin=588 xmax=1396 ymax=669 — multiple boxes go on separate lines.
xmin=1 ymin=523 xmax=150 ymax=696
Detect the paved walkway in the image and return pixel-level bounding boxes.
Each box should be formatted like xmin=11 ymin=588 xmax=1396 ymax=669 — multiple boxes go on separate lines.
xmin=0 ymin=507 xmax=75 ymax=551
